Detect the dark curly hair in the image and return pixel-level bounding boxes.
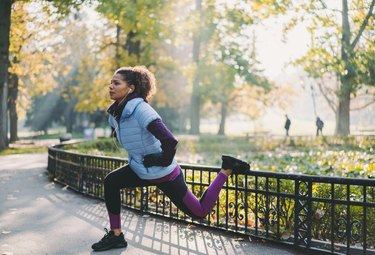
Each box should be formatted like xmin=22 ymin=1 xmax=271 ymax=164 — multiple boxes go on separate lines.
xmin=114 ymin=66 xmax=156 ymax=100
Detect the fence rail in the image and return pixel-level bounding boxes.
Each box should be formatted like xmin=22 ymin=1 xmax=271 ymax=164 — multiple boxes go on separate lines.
xmin=47 ymin=144 xmax=375 ymax=255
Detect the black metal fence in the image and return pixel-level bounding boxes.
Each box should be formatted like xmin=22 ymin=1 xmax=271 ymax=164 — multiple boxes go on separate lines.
xmin=48 ymin=145 xmax=375 ymax=255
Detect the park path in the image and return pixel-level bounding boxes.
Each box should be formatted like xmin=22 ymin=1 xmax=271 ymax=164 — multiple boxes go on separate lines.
xmin=0 ymin=153 xmax=307 ymax=255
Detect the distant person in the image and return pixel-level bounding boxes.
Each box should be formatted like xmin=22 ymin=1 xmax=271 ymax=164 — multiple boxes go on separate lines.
xmin=284 ymin=114 xmax=291 ymax=136
xmin=316 ymin=117 xmax=324 ymax=136
xmin=91 ymin=66 xmax=251 ymax=251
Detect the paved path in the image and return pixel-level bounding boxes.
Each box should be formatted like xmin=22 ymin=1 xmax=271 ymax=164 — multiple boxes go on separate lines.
xmin=0 ymin=153 xmax=306 ymax=255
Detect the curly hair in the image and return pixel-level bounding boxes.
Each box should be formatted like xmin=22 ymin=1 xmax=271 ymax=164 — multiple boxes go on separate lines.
xmin=114 ymin=66 xmax=156 ymax=100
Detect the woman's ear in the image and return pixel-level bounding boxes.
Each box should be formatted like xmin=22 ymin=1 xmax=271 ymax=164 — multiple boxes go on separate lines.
xmin=129 ymin=85 xmax=135 ymax=93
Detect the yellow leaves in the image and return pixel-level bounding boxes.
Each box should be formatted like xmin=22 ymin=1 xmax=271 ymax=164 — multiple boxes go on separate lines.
xmin=150 ymin=59 xmax=190 ymax=109
xmin=267 ymin=83 xmax=297 ymax=110
xmin=247 ymin=218 xmax=255 ymax=227
xmin=74 ymin=59 xmax=111 ymax=113
xmin=249 ymin=0 xmax=291 ymax=17
xmin=9 ymin=1 xmax=73 ymax=120
xmin=153 ymin=91 xmax=168 ymax=108
xmin=233 ymin=86 xmax=264 ymax=117
xmin=271 ymin=165 xmax=277 ymax=172
xmin=10 ymin=2 xmax=28 ymax=46
xmin=365 ymin=163 xmax=375 ymax=176
xmin=250 ymin=2 xmax=264 ymax=12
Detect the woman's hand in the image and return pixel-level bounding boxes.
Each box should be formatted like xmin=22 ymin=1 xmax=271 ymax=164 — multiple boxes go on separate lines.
xmin=143 ymin=152 xmax=163 ymax=167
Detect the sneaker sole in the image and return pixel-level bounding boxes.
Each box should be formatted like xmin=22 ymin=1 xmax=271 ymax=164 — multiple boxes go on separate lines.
xmin=222 ymin=155 xmax=251 ymax=174
xmin=92 ymin=242 xmax=128 ymax=252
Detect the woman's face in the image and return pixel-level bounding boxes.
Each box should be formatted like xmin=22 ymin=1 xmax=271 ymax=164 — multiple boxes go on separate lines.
xmin=109 ymin=73 xmax=134 ymax=102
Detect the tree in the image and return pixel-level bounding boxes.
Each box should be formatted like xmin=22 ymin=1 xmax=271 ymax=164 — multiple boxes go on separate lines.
xmin=152 ymin=59 xmax=191 ymax=132
xmin=0 ymin=0 xmax=12 ymax=149
xmin=9 ymin=2 xmax=81 ymax=138
xmin=287 ymin=0 xmax=375 ymax=135
xmin=96 ymin=0 xmax=177 ymax=67
xmin=187 ymin=0 xmax=273 ymax=135
xmin=0 ymin=0 xmax=86 ymax=149
xmin=8 ymin=73 xmax=18 ymax=142
xmin=189 ymin=0 xmax=203 ymax=134
xmin=23 ymin=9 xmax=100 ymax=133
xmin=8 ymin=1 xmax=35 ymax=142
xmin=85 ymin=0 xmax=189 ymax=123
xmin=25 ymin=92 xmax=61 ymax=133
xmin=22 ymin=1 xmax=186 ymax=134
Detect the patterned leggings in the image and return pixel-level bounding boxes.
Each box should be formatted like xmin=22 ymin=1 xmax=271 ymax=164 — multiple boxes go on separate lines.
xmin=104 ymin=165 xmax=227 ymax=229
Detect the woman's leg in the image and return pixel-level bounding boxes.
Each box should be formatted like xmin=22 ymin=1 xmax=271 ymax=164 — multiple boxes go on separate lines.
xmin=92 ymin=165 xmax=152 ymax=251
xmin=104 ymin=165 xmax=150 ymax=233
xmin=157 ymin=166 xmax=230 ymax=219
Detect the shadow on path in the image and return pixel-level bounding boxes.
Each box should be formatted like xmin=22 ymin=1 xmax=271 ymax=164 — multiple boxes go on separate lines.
xmin=0 ymin=154 xmax=305 ymax=255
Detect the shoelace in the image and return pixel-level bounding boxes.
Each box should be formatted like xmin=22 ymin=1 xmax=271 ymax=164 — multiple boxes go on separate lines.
xmin=100 ymin=228 xmax=112 ymax=243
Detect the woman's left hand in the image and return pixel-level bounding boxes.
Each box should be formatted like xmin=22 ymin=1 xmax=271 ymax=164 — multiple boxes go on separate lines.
xmin=143 ymin=152 xmax=163 ymax=167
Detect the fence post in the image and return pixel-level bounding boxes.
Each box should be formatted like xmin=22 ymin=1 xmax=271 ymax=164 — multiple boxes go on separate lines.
xmin=79 ymin=155 xmax=84 ymax=192
xmin=47 ymin=148 xmax=56 ymax=177
xmin=294 ymin=179 xmax=313 ymax=248
xmin=140 ymin=187 xmax=149 ymax=211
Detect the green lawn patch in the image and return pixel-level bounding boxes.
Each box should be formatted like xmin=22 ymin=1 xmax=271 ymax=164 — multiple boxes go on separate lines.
xmin=0 ymin=147 xmax=47 ymax=156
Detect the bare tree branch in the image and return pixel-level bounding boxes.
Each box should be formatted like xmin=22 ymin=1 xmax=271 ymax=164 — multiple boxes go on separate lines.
xmin=97 ymin=41 xmax=118 ymax=52
xmin=350 ymin=99 xmax=375 ymax=111
xmin=311 ymin=8 xmax=342 ymax=14
xmin=13 ymin=32 xmax=34 ymax=56
xmin=318 ymin=0 xmax=327 ymax=9
xmin=351 ymin=0 xmax=375 ymax=49
xmin=324 ymin=86 xmax=337 ymax=94
xmin=317 ymin=78 xmax=337 ymax=113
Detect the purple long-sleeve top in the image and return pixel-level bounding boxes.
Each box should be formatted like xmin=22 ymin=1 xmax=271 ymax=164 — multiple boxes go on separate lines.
xmin=147 ymin=118 xmax=178 ymax=166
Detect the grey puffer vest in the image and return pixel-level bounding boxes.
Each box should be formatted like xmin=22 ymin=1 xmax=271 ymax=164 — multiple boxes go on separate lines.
xmin=108 ymin=98 xmax=177 ymax=179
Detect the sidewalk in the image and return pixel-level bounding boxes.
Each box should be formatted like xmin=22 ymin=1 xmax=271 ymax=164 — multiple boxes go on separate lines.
xmin=0 ymin=153 xmax=305 ymax=255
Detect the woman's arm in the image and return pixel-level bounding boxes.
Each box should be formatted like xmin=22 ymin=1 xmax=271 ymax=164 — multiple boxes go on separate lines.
xmin=144 ymin=119 xmax=178 ymax=167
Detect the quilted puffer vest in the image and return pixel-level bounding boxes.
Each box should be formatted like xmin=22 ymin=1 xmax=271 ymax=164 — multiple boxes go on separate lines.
xmin=108 ymin=98 xmax=177 ymax=179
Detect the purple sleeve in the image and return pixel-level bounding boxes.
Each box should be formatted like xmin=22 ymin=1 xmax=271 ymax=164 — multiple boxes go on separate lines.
xmin=147 ymin=119 xmax=178 ymax=166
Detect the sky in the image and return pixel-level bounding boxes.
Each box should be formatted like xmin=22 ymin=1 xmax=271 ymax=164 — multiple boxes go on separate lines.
xmin=256 ymin=18 xmax=310 ymax=79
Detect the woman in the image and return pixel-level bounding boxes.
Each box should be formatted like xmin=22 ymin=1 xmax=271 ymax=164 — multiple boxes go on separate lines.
xmin=91 ymin=66 xmax=250 ymax=251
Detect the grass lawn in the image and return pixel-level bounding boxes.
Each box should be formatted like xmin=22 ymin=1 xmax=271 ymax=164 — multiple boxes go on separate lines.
xmin=0 ymin=146 xmax=47 ymax=156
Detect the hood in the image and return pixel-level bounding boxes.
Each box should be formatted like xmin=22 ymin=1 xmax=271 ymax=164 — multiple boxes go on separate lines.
xmin=122 ymin=98 xmax=145 ymax=118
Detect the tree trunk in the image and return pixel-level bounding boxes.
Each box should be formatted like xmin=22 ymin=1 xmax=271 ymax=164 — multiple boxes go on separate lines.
xmin=8 ymin=73 xmax=18 ymax=143
xmin=335 ymin=83 xmax=351 ymax=135
xmin=190 ymin=83 xmax=201 ymax=134
xmin=65 ymin=112 xmax=73 ymax=134
xmin=336 ymin=0 xmax=352 ymax=136
xmin=218 ymin=102 xmax=227 ymax=135
xmin=64 ymin=100 xmax=76 ymax=133
xmin=0 ymin=0 xmax=12 ymax=150
xmin=189 ymin=0 xmax=202 ymax=135
xmin=125 ymin=30 xmax=141 ymax=62
xmin=115 ymin=22 xmax=121 ymax=69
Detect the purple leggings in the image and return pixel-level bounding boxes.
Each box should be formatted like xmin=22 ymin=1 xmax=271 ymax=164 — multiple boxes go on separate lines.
xmin=104 ymin=165 xmax=227 ymax=229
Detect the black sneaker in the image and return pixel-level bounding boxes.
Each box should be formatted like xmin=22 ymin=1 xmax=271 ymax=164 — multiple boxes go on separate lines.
xmin=221 ymin=155 xmax=251 ymax=175
xmin=91 ymin=228 xmax=128 ymax=251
